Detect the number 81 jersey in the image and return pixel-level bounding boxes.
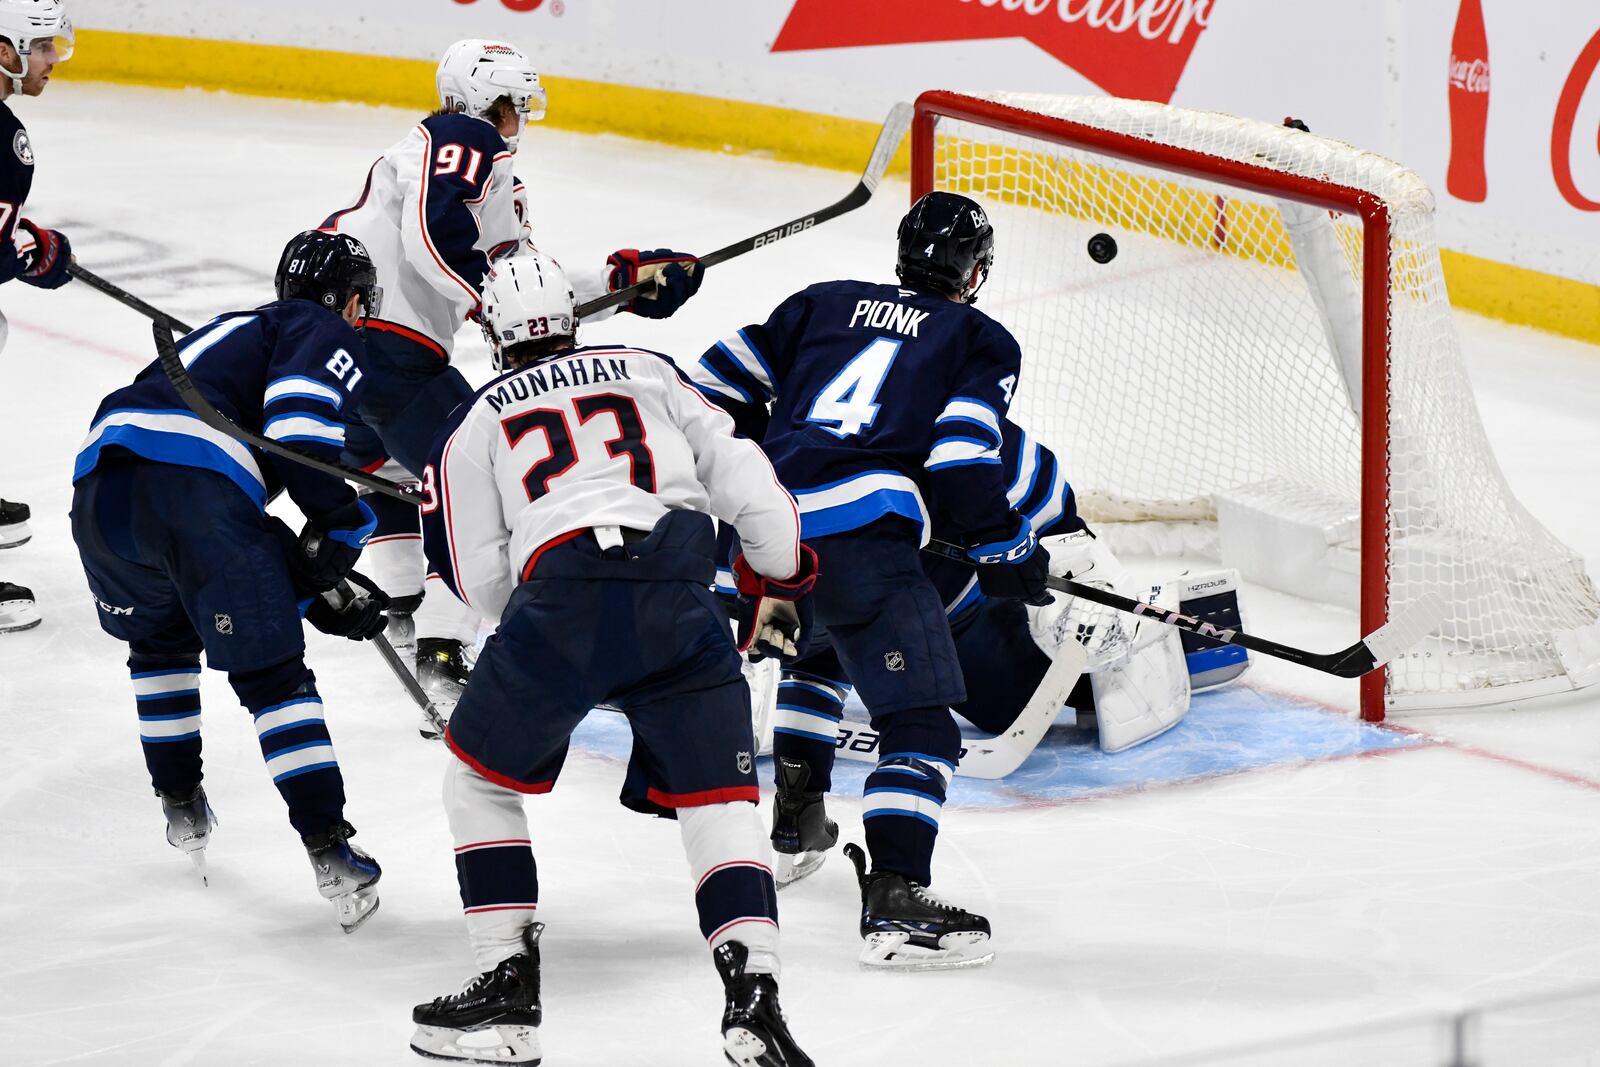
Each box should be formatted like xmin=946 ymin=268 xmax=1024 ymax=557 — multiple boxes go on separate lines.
xmin=420 ymin=344 xmax=803 ymax=621
xmin=690 ymin=279 xmax=1023 ymax=545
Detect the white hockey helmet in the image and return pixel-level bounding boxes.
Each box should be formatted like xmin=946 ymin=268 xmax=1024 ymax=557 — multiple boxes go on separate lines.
xmin=481 ymin=250 xmax=577 ymax=370
xmin=436 ymin=39 xmax=545 ymax=151
xmin=0 ymin=0 xmax=73 ymax=95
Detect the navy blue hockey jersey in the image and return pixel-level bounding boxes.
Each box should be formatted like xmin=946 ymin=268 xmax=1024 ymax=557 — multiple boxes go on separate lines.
xmin=0 ymin=99 xmax=46 ymax=286
xmin=74 ymin=301 xmax=369 ymax=521
xmin=691 ymin=280 xmax=1022 ymax=543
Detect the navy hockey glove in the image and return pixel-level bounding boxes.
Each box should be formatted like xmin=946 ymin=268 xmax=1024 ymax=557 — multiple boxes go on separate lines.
xmin=288 ymin=498 xmax=377 ymax=596
xmin=17 ymin=220 xmax=71 ymax=289
xmin=305 ymin=573 xmax=389 ymax=642
xmin=606 ymin=248 xmax=702 ymax=319
xmin=968 ymin=514 xmax=1052 ymax=606
xmin=732 ymin=544 xmax=820 ymax=662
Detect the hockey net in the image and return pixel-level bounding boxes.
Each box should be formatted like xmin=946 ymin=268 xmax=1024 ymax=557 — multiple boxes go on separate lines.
xmin=913 ymin=90 xmax=1600 ymax=720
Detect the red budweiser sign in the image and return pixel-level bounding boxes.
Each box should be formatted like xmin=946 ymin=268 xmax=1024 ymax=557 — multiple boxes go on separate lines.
xmin=771 ymin=0 xmax=1215 ymax=103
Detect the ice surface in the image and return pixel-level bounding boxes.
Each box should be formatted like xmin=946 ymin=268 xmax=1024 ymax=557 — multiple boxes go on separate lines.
xmin=4 ymin=84 xmax=1600 ymax=1066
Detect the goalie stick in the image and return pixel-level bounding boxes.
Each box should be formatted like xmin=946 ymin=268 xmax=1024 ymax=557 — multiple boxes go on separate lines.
xmin=573 ymin=101 xmax=913 ymax=318
xmin=922 ymin=538 xmax=1443 ymax=679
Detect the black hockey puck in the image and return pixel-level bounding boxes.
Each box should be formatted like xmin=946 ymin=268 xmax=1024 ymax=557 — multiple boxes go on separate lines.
xmin=1087 ymin=232 xmax=1118 ymax=264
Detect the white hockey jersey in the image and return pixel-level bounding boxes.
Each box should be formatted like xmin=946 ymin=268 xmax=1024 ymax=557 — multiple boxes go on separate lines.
xmin=319 ymin=111 xmax=610 ymax=360
xmin=421 ymin=344 xmax=802 ymax=621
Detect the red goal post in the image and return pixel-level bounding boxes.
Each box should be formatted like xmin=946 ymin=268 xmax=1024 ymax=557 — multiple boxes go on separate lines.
xmin=910 ymin=89 xmax=1600 ymax=721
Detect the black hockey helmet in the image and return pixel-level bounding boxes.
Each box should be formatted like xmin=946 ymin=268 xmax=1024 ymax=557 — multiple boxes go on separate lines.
xmin=896 ymin=191 xmax=994 ymax=303
xmin=275 ymin=230 xmax=382 ymax=326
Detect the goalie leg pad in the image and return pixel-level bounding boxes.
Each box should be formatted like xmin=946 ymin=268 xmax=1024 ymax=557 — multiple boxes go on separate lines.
xmin=1093 ymin=583 xmax=1191 ymax=754
xmin=1168 ymin=569 xmax=1250 ymax=691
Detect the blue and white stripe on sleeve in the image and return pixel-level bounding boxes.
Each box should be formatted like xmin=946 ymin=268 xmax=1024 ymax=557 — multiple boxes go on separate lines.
xmin=693 ymin=329 xmax=777 ymax=405
xmin=263 ymin=411 xmax=346 ymax=448
xmin=264 ymin=375 xmax=344 ymax=412
xmin=927 ymin=396 xmax=1003 ymax=471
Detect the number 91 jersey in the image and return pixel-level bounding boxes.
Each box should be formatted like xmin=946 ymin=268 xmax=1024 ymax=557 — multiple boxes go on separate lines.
xmin=420 ymin=344 xmax=803 ymax=621
xmin=690 ymin=279 xmax=1023 ymax=545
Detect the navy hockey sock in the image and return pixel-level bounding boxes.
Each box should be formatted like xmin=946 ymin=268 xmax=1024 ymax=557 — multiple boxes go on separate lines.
xmin=861 ymin=710 xmax=960 ymax=887
xmin=770 ymin=670 xmax=848 ymax=792
xmin=680 ymin=802 xmax=780 ymax=974
xmin=229 ymin=659 xmax=346 ymax=837
xmin=445 ymin=758 xmax=540 ymax=971
xmin=129 ymin=653 xmax=204 ymax=796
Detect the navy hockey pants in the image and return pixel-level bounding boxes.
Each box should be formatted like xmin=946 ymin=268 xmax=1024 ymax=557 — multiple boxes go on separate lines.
xmin=445 ymin=510 xmax=761 ymax=816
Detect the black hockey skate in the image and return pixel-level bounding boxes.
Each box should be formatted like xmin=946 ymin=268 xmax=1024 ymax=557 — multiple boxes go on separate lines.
xmin=159 ymin=784 xmax=217 ymax=885
xmin=417 ymin=638 xmax=471 ymax=736
xmin=0 ymin=580 xmax=40 ymax=633
xmin=411 ymin=922 xmax=543 ymax=1065
xmin=0 ymin=499 xmax=31 ymax=548
xmin=769 ymin=758 xmax=837 ymax=889
xmin=714 ymin=941 xmax=813 ymax=1067
xmin=303 ymin=820 xmax=382 ymax=933
xmin=844 ymin=843 xmax=993 ymax=970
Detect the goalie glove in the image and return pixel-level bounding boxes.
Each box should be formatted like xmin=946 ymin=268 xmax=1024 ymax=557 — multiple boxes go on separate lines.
xmin=606 ymin=248 xmax=702 ymax=319
xmin=304 ymin=572 xmax=390 ymax=642
xmin=732 ymin=544 xmax=820 ymax=662
xmin=967 ymin=513 xmax=1052 ymax=606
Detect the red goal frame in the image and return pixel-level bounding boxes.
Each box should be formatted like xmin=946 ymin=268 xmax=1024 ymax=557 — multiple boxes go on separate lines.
xmin=911 ymin=90 xmax=1396 ymax=721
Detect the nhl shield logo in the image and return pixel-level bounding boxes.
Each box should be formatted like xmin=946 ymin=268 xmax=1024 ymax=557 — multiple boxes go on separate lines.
xmin=12 ymin=130 xmax=31 ymax=166
xmin=736 ymin=751 xmax=752 ymax=774
xmin=214 ymin=613 xmax=234 ymax=635
xmin=884 ymin=650 xmax=905 ymax=672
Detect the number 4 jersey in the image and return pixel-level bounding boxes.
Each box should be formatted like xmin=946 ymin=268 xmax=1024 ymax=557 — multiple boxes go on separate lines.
xmin=690 ymin=279 xmax=1023 ymax=545
xmin=421 ymin=344 xmax=803 ymax=621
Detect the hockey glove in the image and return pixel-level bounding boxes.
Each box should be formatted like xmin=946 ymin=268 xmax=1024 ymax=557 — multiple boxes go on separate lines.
xmin=305 ymin=573 xmax=390 ymax=642
xmin=16 ymin=220 xmax=71 ymax=289
xmin=288 ymin=498 xmax=377 ymax=596
xmin=732 ymin=544 xmax=821 ymax=662
xmin=606 ymin=248 xmax=703 ymax=319
xmin=968 ymin=513 xmax=1052 ymax=606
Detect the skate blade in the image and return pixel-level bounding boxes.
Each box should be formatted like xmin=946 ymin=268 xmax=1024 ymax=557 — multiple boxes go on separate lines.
xmin=410 ymin=1023 xmax=542 ymax=1065
xmin=335 ymin=886 xmax=381 ymax=934
xmin=774 ymin=850 xmax=826 ymax=890
xmin=722 ymin=1026 xmax=773 ymax=1067
xmin=858 ymin=930 xmax=995 ymax=971
xmin=0 ymin=521 xmax=31 ymax=549
xmin=0 ymin=609 xmax=41 ymax=633
xmin=188 ymin=849 xmax=209 ymax=887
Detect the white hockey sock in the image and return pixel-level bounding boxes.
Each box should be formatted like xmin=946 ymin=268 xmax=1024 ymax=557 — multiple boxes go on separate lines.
xmin=417 ymin=573 xmax=485 ymax=646
xmin=443 ymin=757 xmax=539 ymax=972
xmin=678 ymin=802 xmax=781 ymax=977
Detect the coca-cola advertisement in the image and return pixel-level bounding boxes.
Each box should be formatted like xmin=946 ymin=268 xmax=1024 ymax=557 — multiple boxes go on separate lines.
xmin=1446 ymin=0 xmax=1490 ymax=202
xmin=771 ymin=0 xmax=1215 ymax=104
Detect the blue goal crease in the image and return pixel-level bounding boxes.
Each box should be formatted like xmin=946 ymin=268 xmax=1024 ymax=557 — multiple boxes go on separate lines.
xmin=559 ymin=685 xmax=1427 ymax=811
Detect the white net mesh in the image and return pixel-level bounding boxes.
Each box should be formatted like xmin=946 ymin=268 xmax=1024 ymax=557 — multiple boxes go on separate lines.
xmin=922 ymin=91 xmax=1600 ymax=711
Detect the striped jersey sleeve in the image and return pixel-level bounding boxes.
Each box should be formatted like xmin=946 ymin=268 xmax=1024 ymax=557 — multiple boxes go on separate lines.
xmin=261 ymin=311 xmax=369 ymax=521
xmin=688 ymin=291 xmax=806 ymax=410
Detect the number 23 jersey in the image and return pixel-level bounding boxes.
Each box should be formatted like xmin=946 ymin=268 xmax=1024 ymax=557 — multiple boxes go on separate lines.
xmin=691 ymin=279 xmax=1023 ymax=545
xmin=421 ymin=344 xmax=802 ymax=621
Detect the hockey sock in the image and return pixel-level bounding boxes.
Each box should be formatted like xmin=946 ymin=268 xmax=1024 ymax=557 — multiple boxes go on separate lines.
xmin=228 ymin=659 xmax=346 ymax=838
xmin=129 ymin=652 xmax=204 ymax=796
xmin=861 ymin=708 xmax=960 ymax=887
xmin=360 ymin=488 xmax=425 ymax=600
xmin=444 ymin=757 xmax=539 ymax=972
xmin=678 ymin=801 xmax=780 ymax=976
xmin=770 ymin=670 xmax=849 ymax=792
xmin=416 ymin=572 xmax=483 ymax=645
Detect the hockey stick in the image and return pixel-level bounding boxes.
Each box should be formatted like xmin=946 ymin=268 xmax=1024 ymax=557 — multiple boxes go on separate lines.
xmin=922 ymin=538 xmax=1444 ymax=679
xmin=573 ymin=101 xmax=913 ymax=319
xmin=831 ymin=637 xmax=1087 ymax=780
xmin=372 ymin=630 xmax=449 ymax=737
xmin=68 ymin=261 xmax=196 ymax=333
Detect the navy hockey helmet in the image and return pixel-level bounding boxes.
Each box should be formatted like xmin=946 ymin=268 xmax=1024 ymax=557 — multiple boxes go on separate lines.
xmin=275 ymin=230 xmax=382 ymax=326
xmin=895 ymin=191 xmax=995 ymax=303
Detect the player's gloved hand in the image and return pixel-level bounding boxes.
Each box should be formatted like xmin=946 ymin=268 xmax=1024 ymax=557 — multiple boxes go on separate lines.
xmin=968 ymin=513 xmax=1052 ymax=606
xmin=732 ymin=544 xmax=821 ymax=662
xmin=305 ymin=573 xmax=390 ymax=642
xmin=16 ymin=220 xmax=72 ymax=289
xmin=606 ymin=248 xmax=702 ymax=319
xmin=288 ymin=497 xmax=377 ymax=596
